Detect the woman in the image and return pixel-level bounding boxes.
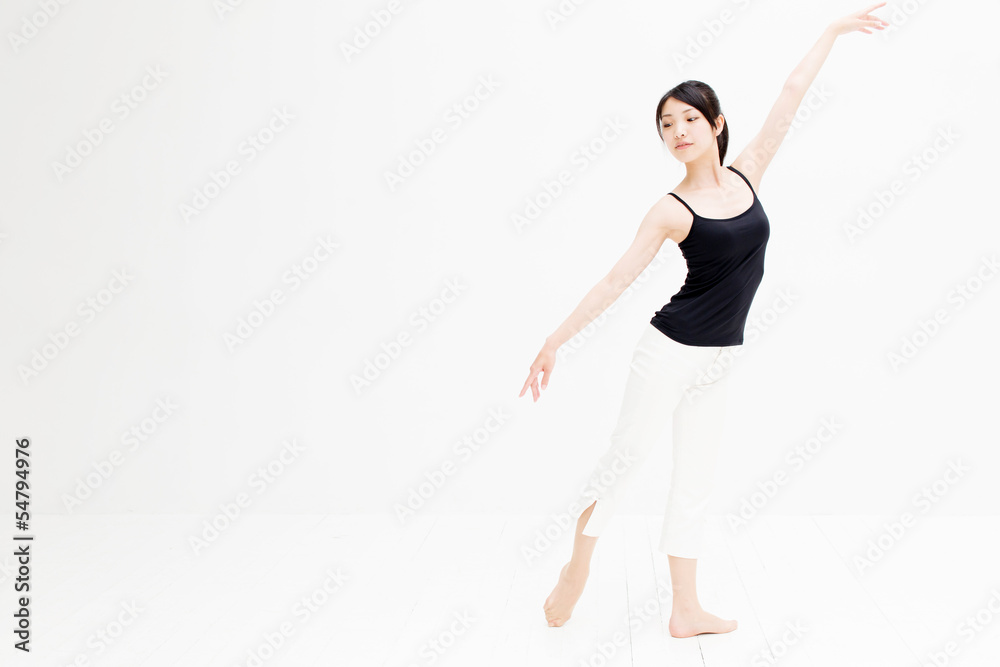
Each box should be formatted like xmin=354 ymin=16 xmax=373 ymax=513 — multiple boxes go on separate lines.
xmin=518 ymin=3 xmax=889 ymax=637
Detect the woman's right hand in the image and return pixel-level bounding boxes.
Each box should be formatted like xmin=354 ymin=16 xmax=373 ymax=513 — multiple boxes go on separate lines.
xmin=519 ymin=342 xmax=557 ymax=402
xmin=827 ymin=2 xmax=889 ymax=37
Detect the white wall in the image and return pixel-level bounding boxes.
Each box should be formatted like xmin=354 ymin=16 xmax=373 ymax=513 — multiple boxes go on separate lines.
xmin=1 ymin=0 xmax=997 ymax=521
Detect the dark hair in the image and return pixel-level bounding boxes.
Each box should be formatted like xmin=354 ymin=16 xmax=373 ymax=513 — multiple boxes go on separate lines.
xmin=655 ymin=80 xmax=727 ymax=166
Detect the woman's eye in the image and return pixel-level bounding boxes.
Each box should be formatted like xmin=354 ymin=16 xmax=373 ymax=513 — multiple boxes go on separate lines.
xmin=663 ymin=118 xmax=697 ymax=129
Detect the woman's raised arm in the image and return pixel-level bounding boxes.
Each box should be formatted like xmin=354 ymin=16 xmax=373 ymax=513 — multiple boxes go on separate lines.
xmin=731 ymin=2 xmax=890 ymax=190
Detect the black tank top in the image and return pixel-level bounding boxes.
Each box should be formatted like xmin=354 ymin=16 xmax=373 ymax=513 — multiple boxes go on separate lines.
xmin=650 ymin=165 xmax=770 ymax=346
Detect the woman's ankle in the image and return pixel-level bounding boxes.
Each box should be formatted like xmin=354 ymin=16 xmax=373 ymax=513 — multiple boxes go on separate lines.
xmin=670 ymin=598 xmax=703 ymax=615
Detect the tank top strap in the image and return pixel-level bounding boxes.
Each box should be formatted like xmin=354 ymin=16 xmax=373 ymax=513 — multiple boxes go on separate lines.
xmin=667 ymin=192 xmax=697 ymax=218
xmin=726 ymin=165 xmax=757 ymax=197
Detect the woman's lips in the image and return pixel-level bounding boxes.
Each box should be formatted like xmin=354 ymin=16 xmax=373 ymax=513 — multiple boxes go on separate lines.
xmin=676 ymin=142 xmax=692 ymax=150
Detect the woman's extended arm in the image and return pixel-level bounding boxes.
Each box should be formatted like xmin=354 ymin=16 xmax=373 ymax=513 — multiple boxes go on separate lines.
xmin=731 ymin=2 xmax=889 ymax=190
xmin=518 ymin=198 xmax=677 ymax=402
xmin=545 ymin=223 xmax=666 ymax=351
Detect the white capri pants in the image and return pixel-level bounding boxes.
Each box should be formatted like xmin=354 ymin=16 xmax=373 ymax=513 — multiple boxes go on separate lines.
xmin=570 ymin=322 xmax=736 ymax=559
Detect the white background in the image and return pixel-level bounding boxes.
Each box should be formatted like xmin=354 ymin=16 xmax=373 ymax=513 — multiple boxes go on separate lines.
xmin=2 ymin=0 xmax=998 ymax=526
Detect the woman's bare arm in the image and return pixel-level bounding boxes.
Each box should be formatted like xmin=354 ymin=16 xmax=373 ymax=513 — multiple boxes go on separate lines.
xmin=544 ymin=197 xmax=677 ymax=351
xmin=519 ymin=197 xmax=680 ymax=401
xmin=731 ymin=2 xmax=889 ymax=191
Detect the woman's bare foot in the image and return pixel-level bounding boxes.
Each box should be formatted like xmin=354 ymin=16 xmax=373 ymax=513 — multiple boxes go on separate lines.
xmin=543 ymin=562 xmax=589 ymax=627
xmin=667 ymin=607 xmax=738 ymax=638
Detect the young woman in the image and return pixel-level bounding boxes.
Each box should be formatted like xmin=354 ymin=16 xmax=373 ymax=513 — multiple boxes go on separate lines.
xmin=518 ymin=3 xmax=889 ymax=637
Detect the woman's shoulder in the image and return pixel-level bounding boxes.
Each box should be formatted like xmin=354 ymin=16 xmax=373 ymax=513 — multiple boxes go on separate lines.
xmin=645 ymin=192 xmax=695 ymax=246
xmin=654 ymin=190 xmax=694 ymax=218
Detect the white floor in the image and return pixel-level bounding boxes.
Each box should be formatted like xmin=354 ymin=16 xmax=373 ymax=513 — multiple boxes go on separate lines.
xmin=19 ymin=513 xmax=1000 ymax=666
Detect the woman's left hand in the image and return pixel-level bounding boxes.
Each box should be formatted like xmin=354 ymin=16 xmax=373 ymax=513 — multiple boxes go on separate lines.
xmin=828 ymin=2 xmax=890 ymax=37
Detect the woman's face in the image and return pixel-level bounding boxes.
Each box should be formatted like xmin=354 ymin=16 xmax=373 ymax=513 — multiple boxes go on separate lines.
xmin=659 ymin=98 xmax=721 ymax=163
